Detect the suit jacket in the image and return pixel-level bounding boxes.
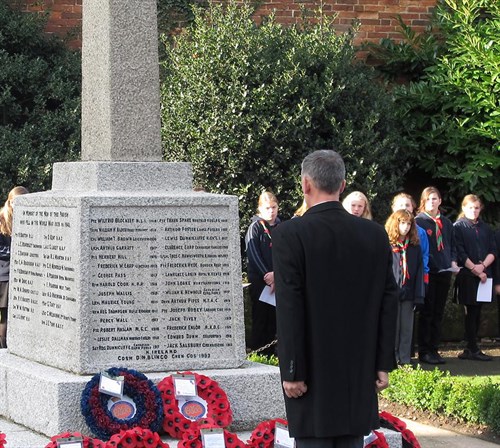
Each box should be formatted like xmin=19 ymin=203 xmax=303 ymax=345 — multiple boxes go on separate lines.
xmin=273 ymin=201 xmax=398 ymax=438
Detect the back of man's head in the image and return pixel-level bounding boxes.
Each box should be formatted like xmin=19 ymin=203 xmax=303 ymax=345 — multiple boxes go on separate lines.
xmin=301 ymin=150 xmax=345 ymax=194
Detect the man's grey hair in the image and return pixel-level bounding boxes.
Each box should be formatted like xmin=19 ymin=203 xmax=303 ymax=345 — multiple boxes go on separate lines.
xmin=301 ymin=150 xmax=345 ymax=194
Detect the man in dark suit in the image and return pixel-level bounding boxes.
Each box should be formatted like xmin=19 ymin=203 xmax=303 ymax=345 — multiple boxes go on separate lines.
xmin=272 ymin=150 xmax=398 ymax=448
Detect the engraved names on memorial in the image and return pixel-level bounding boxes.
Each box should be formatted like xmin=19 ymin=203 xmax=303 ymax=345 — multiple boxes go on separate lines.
xmin=10 ymin=207 xmax=79 ymax=348
xmin=89 ymin=205 xmax=237 ymax=366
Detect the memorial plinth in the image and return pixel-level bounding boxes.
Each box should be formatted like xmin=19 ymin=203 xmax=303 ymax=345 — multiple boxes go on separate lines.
xmin=0 ymin=162 xmax=285 ymax=435
xmin=7 ymin=162 xmax=246 ymax=374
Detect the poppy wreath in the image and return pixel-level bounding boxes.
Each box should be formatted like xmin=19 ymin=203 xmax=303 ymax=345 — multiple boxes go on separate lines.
xmin=158 ymin=372 xmax=232 ymax=439
xmin=0 ymin=433 xmax=6 ymax=448
xmin=379 ymin=411 xmax=421 ymax=448
xmin=107 ymin=427 xmax=169 ymax=448
xmin=247 ymin=418 xmax=288 ymax=448
xmin=365 ymin=430 xmax=389 ymax=448
xmin=178 ymin=421 xmax=246 ymax=448
xmin=44 ymin=431 xmax=106 ymax=448
xmin=81 ymin=368 xmax=164 ymax=441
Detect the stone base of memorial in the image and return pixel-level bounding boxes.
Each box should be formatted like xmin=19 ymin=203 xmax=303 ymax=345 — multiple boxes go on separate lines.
xmin=0 ymin=352 xmax=284 ymax=437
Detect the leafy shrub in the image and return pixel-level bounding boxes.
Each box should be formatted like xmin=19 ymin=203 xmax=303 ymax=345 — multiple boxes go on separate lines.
xmin=383 ymin=366 xmax=500 ymax=434
xmin=160 ymin=1 xmax=409 ymax=227
xmin=370 ymin=0 xmax=500 ymax=218
xmin=445 ymin=381 xmax=483 ymax=423
xmin=0 ymin=3 xmax=81 ymax=199
xmin=483 ymin=389 xmax=500 ymax=434
xmin=382 ymin=365 xmax=448 ymax=410
xmin=246 ymin=352 xmax=279 ymax=366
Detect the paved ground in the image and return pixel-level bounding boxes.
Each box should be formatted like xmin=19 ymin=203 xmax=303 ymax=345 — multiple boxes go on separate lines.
xmin=402 ymin=418 xmax=500 ymax=447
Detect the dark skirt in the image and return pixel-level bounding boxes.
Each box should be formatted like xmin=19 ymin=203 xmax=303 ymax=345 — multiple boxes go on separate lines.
xmin=0 ymin=281 xmax=8 ymax=308
xmin=454 ymin=272 xmax=483 ymax=306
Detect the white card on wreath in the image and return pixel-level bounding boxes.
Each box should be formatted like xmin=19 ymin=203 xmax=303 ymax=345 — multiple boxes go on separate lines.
xmin=174 ymin=374 xmax=197 ymax=398
xmin=201 ymin=428 xmax=225 ymax=448
xmin=274 ymin=423 xmax=295 ymax=448
xmin=56 ymin=437 xmax=84 ymax=448
xmin=98 ymin=372 xmax=124 ymax=398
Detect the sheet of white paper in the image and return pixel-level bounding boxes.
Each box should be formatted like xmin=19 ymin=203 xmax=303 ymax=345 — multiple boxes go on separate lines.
xmin=259 ymin=285 xmax=276 ymax=306
xmin=438 ymin=266 xmax=461 ymax=273
xmin=477 ymin=278 xmax=493 ymax=302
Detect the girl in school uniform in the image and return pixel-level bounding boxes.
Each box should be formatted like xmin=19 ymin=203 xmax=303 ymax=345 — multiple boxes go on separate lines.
xmin=454 ymin=194 xmax=497 ymax=361
xmin=245 ymin=191 xmax=281 ymax=355
xmin=0 ymin=186 xmax=29 ymax=348
xmin=415 ymin=186 xmax=456 ymax=365
xmin=385 ymin=209 xmax=425 ymax=365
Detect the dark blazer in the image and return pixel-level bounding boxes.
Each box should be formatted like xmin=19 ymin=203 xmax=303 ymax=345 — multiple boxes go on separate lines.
xmin=391 ymin=244 xmax=425 ymax=305
xmin=273 ymin=201 xmax=398 ymax=438
xmin=415 ymin=212 xmax=456 ymax=273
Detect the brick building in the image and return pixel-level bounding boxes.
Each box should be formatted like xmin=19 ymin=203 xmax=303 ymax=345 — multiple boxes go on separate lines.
xmin=7 ymin=0 xmax=435 ymax=49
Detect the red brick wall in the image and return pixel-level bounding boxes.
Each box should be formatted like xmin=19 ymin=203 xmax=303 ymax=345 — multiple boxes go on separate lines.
xmin=255 ymin=0 xmax=435 ymax=43
xmin=6 ymin=0 xmax=434 ymax=49
xmin=6 ymin=0 xmax=83 ymax=49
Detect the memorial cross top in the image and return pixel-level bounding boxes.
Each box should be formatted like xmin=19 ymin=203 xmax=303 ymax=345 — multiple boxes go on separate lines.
xmin=81 ymin=0 xmax=163 ymax=162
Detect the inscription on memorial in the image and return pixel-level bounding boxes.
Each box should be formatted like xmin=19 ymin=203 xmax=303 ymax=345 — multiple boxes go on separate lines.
xmin=88 ymin=205 xmax=237 ymax=365
xmin=10 ymin=207 xmax=79 ymax=338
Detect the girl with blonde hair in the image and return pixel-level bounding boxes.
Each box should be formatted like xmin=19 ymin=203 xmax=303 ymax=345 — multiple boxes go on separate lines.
xmin=244 ymin=191 xmax=281 ymax=355
xmin=385 ymin=209 xmax=424 ymax=365
xmin=0 ymin=186 xmax=29 ymax=348
xmin=342 ymin=191 xmax=372 ymax=220
xmin=453 ymin=194 xmax=497 ymax=361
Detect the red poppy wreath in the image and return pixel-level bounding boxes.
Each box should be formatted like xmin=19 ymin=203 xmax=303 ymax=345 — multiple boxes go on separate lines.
xmin=157 ymin=372 xmax=232 ymax=439
xmin=379 ymin=411 xmax=421 ymax=448
xmin=247 ymin=418 xmax=288 ymax=448
xmin=44 ymin=431 xmax=106 ymax=448
xmin=107 ymin=427 xmax=169 ymax=448
xmin=81 ymin=368 xmax=163 ymax=441
xmin=178 ymin=422 xmax=246 ymax=448
xmin=365 ymin=430 xmax=389 ymax=448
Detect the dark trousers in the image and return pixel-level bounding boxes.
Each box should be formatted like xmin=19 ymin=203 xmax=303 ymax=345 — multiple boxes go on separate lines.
xmin=249 ymin=280 xmax=276 ymax=355
xmin=464 ymin=304 xmax=482 ymax=352
xmin=0 ymin=307 xmax=7 ymax=349
xmin=418 ymin=271 xmax=452 ymax=355
xmin=296 ymin=436 xmax=363 ymax=448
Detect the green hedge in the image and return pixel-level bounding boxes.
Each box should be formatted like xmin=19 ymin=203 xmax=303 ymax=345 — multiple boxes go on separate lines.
xmin=366 ymin=0 xmax=500 ymax=219
xmin=383 ymin=366 xmax=500 ymax=434
xmin=0 ymin=3 xmax=81 ymax=199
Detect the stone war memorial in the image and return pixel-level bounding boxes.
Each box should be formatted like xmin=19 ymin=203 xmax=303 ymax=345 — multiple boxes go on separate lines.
xmin=0 ymin=0 xmax=284 ymax=437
